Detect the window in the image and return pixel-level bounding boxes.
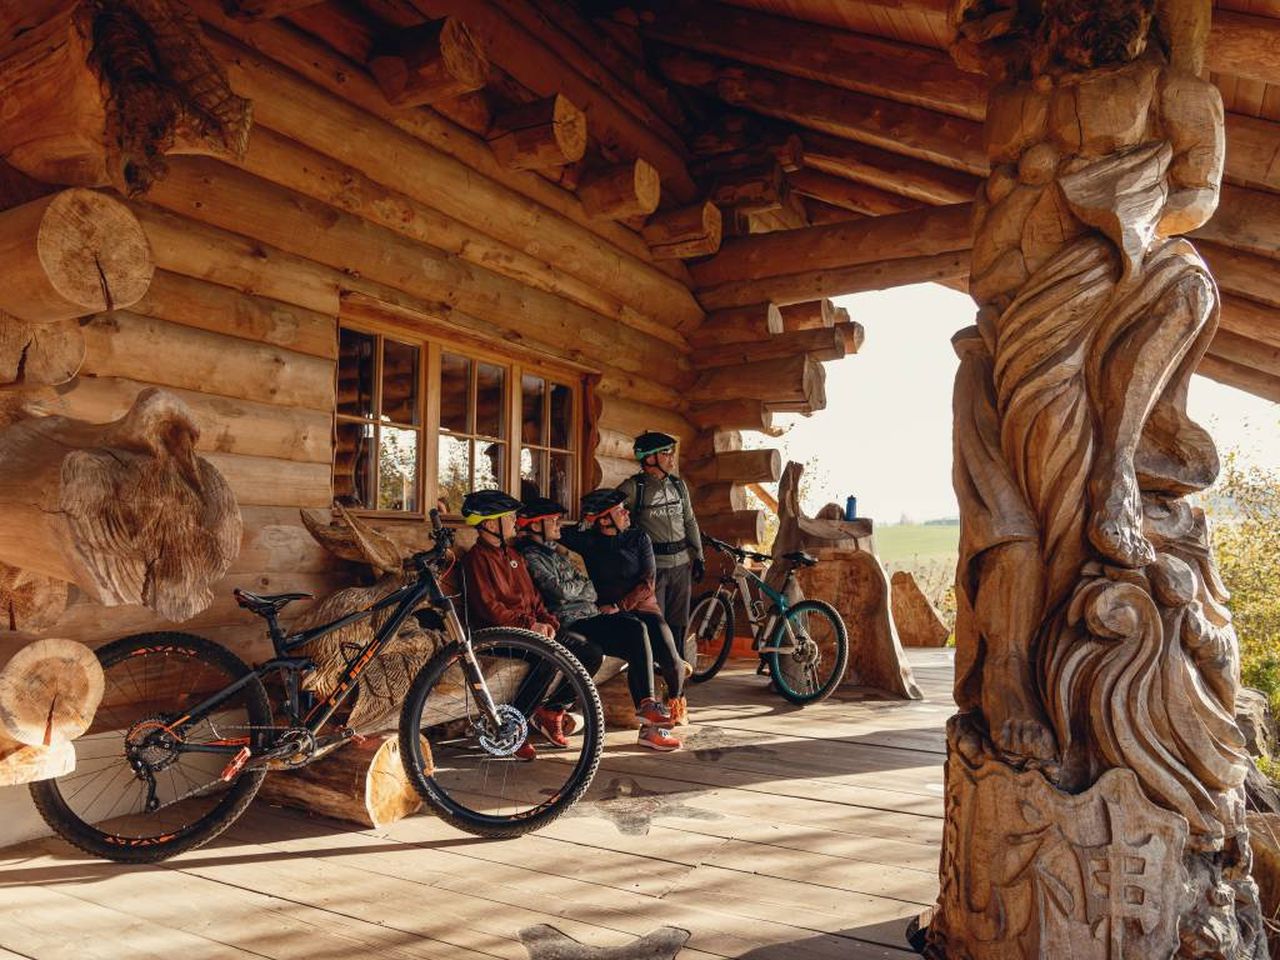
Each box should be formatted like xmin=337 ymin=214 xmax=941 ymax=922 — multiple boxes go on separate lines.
xmin=334 ymin=323 xmax=582 ymax=517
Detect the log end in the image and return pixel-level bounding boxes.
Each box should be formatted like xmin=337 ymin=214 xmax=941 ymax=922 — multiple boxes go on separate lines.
xmin=0 ymin=737 xmax=75 ymax=787
xmin=0 ymin=637 xmax=104 ymax=745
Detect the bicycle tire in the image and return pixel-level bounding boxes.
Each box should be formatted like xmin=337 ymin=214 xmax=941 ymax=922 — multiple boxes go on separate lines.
xmin=767 ymin=600 xmax=849 ymax=705
xmin=688 ymin=591 xmax=735 ymax=683
xmin=399 ymin=627 xmax=603 ymax=838
xmin=30 ymin=632 xmax=272 ymax=863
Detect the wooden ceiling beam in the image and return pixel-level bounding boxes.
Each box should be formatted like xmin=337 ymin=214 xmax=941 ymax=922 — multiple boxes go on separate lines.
xmin=655 ymin=48 xmax=987 ymax=176
xmin=1199 ymin=352 xmax=1280 ymax=402
xmin=802 ymin=132 xmax=981 ymax=205
xmin=636 ymin=0 xmax=986 ymax=120
xmin=789 ymin=168 xmax=924 ymax=216
xmin=1206 ymin=10 xmax=1280 ymax=89
xmin=1198 ymin=241 xmax=1280 ymax=309
xmin=223 ymin=0 xmax=323 ymax=19
xmin=1219 ymin=294 xmax=1280 ymax=352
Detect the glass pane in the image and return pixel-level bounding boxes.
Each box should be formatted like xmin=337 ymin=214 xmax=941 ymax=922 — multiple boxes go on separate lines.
xmin=476 ymin=440 xmax=504 ymax=490
xmin=476 ymin=362 xmax=506 ymax=439
xmin=440 ymin=353 xmax=470 ymax=434
xmin=437 ymin=433 xmax=470 ymax=514
xmin=550 ymin=382 xmax=573 ymax=449
xmin=521 ymin=374 xmax=546 ymax=446
xmin=521 ymin=446 xmax=546 ymax=502
xmin=377 ymin=426 xmax=419 ymax=512
xmin=337 ymin=329 xmax=376 ymax=419
xmin=382 ymin=340 xmax=420 ymax=426
xmin=334 ymin=420 xmax=375 ymax=509
xmin=550 ymin=451 xmax=575 ymax=514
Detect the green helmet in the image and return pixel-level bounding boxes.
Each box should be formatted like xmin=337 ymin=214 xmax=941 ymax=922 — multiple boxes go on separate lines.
xmin=633 ymin=430 xmax=677 ymax=461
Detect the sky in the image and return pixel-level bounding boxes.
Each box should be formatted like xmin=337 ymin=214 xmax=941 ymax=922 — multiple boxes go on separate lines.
xmin=760 ymin=283 xmax=1280 ymax=524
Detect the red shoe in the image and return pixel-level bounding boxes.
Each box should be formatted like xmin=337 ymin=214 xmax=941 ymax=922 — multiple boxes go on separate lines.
xmin=635 ymin=697 xmax=672 ymax=726
xmin=637 ymin=725 xmax=682 ymax=752
xmin=514 ymin=738 xmax=537 ymax=761
xmin=529 ymin=707 xmax=569 ymax=748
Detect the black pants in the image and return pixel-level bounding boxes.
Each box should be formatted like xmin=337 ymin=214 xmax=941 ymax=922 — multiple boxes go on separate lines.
xmin=629 ymin=610 xmax=684 ymax=700
xmin=655 ymin=563 xmax=693 ymax=664
xmin=562 ymin=613 xmax=654 ymax=706
xmin=512 ymin=630 xmax=603 ymax=714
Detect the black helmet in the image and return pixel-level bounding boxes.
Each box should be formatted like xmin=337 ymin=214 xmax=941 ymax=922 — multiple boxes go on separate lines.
xmin=517 ymin=497 xmax=567 ymax=527
xmin=460 ymin=489 xmax=522 ymax=526
xmin=634 ymin=430 xmax=677 ymax=461
xmin=581 ymin=488 xmax=627 ymax=521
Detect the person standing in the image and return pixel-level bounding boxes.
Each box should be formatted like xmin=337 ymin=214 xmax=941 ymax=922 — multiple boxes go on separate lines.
xmin=617 ymin=432 xmax=704 ymax=669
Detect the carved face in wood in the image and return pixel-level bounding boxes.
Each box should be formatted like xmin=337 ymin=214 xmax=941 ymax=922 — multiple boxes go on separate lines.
xmin=1033 ymin=0 xmax=1155 ymax=75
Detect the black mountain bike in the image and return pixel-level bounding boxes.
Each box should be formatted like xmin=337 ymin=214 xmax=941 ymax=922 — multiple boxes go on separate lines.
xmin=31 ymin=511 xmax=604 ymax=863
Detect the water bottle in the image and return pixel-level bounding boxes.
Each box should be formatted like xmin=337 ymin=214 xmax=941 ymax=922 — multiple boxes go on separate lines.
xmin=844 ymin=495 xmax=857 ymax=520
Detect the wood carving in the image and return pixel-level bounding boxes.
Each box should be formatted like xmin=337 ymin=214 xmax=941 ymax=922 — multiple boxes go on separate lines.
xmin=0 ymin=0 xmax=252 ymax=196
xmin=890 ymin=570 xmax=950 ymax=648
xmin=932 ymin=0 xmax=1266 ymax=955
xmin=0 ymin=387 xmax=241 ymax=621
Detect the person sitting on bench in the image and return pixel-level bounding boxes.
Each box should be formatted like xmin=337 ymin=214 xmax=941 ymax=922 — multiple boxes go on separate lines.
xmin=561 ymin=488 xmax=689 ymax=728
xmin=515 ymin=497 xmax=681 ymax=752
xmin=458 ymin=489 xmax=602 ymax=761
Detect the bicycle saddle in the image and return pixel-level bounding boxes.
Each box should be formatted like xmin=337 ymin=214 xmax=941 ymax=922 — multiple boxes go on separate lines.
xmin=782 ymin=552 xmax=818 ymax=567
xmin=233 ymin=589 xmax=313 ymax=616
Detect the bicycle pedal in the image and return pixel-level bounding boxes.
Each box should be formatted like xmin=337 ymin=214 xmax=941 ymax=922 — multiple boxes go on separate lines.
xmin=220 ymin=745 xmax=252 ymax=782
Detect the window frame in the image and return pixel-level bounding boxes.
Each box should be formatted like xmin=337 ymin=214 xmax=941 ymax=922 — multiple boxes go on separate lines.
xmin=335 ymin=316 xmax=586 ymax=521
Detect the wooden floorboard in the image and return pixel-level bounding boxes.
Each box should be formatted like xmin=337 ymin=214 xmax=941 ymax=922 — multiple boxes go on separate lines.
xmin=0 ymin=650 xmax=952 ymax=959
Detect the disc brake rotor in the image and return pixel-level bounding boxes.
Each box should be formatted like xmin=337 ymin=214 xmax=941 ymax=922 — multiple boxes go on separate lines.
xmin=475 ymin=704 xmax=528 ymax=757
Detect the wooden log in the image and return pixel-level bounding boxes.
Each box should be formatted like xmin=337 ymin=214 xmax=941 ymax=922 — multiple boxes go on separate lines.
xmin=192 ymin=9 xmax=705 ymax=332
xmin=578 ymin=159 xmax=661 ymax=220
xmin=487 ymin=95 xmax=588 ymax=171
xmin=595 ymin=428 xmax=635 ymax=462
xmin=0 ymin=0 xmax=250 ymax=194
xmin=81 ymin=311 xmax=335 ymax=412
xmin=0 ymin=738 xmax=75 ymax=786
xmin=698 ymin=509 xmax=765 ymax=545
xmin=0 ymin=389 xmax=243 ymax=620
xmin=656 ymin=50 xmax=986 ymax=176
xmin=0 ymin=562 xmax=68 ymax=633
xmin=1207 ymin=328 xmax=1280 ymax=378
xmin=1207 ymin=10 xmax=1280 ymax=88
xmin=688 ymin=302 xmax=783 ymax=349
xmin=203 ymin=453 xmax=331 ymax=507
xmin=692 ymin=326 xmax=849 ymax=370
xmin=0 ymin=316 xmax=85 ymax=387
xmin=801 ymin=133 xmax=981 ymax=206
xmin=693 ymin=202 xmax=973 ymax=292
xmin=1198 ymin=353 xmax=1280 ymax=403
xmin=368 ymin=17 xmax=488 ymax=107
xmin=804 ymin=198 xmax=862 ymax=227
xmin=836 ymin=321 xmax=865 ymax=355
xmin=789 ymin=169 xmax=923 ymax=217
xmin=596 ymin=672 xmax=641 ymax=730
xmin=145 ymin=159 xmax=690 ymax=389
xmin=234 ymin=506 xmax=356 ymax=574
xmin=779 ymin=300 xmax=835 ymax=332
xmin=1198 ymin=242 xmax=1280 ymax=310
xmin=1219 ymin=295 xmax=1280 ymax=352
xmin=0 ymin=190 xmax=153 ymax=322
xmin=0 ymin=637 xmax=103 ymax=746
xmin=709 ymin=162 xmax=786 ymax=213
xmin=596 ymin=453 xmax=638 ymax=489
xmin=687 ymin=399 xmax=774 ymax=432
xmin=690 ymin=127 xmax=805 ymax=174
xmin=685 ymin=448 xmax=782 ymax=485
xmin=691 ymin=354 xmax=824 ymax=408
xmin=31 ymin=375 xmax=333 ymax=463
xmin=643 ymin=202 xmax=723 ymax=260
xmin=595 ymin=394 xmax=695 ymax=447
xmin=223 ymin=0 xmax=325 ymax=19
xmin=693 ymin=482 xmax=748 ymax=517
xmin=256 ymin=734 xmax=426 ymax=829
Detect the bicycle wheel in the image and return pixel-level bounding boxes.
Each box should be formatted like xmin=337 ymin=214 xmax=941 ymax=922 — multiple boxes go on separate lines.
xmin=767 ymin=600 xmax=849 ymax=705
xmin=399 ymin=627 xmax=603 ymax=838
xmin=30 ymin=632 xmax=272 ymax=863
xmin=688 ymin=591 xmax=734 ymax=683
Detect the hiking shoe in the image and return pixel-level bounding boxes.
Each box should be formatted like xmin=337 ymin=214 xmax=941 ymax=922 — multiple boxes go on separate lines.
xmin=529 ymin=706 xmax=569 ymax=748
xmin=562 ymin=711 xmax=581 ymax=737
xmin=637 ymin=725 xmax=682 ymax=752
xmin=665 ymin=696 xmax=688 ymax=727
xmin=635 ymin=697 xmax=672 ymax=726
xmin=514 ymin=738 xmax=537 ymax=761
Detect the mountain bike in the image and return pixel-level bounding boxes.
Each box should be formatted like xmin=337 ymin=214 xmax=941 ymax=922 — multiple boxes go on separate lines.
xmin=31 ymin=511 xmax=604 ymax=863
xmin=688 ymin=534 xmax=849 ymax=705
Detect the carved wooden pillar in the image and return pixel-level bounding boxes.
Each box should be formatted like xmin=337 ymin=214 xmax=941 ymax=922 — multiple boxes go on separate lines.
xmin=930 ymin=0 xmax=1266 ymax=956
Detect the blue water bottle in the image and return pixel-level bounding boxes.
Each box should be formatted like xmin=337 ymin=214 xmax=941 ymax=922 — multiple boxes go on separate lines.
xmin=844 ymin=495 xmax=857 ymax=520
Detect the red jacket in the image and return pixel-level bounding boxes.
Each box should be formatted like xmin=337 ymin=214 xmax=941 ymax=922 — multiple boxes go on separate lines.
xmin=461 ymin=538 xmax=559 ymax=632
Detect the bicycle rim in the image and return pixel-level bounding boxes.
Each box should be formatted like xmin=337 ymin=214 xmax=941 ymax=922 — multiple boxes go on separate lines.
xmin=30 ymin=633 xmax=270 ymax=862
xmin=768 ymin=600 xmax=849 ymax=705
xmin=400 ymin=629 xmax=603 ymax=837
xmin=689 ymin=592 xmax=734 ymax=683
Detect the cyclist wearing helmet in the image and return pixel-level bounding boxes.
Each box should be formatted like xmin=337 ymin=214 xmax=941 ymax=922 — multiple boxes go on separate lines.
xmin=515 ymin=497 xmax=679 ymax=751
xmin=618 ymin=431 xmax=704 ymax=673
xmin=459 ymin=489 xmax=602 ymax=760
xmin=562 ymin=488 xmax=688 ymax=731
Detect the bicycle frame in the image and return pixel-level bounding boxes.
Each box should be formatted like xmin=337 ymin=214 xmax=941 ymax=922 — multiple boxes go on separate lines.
xmin=711 ymin=557 xmax=794 ymax=651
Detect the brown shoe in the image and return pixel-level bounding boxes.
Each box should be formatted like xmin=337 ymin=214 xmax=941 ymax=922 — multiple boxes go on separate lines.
xmin=665 ymin=696 xmax=688 ymax=727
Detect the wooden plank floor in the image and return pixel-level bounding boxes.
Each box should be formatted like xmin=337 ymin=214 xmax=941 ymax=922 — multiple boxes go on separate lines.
xmin=0 ymin=649 xmax=954 ymax=960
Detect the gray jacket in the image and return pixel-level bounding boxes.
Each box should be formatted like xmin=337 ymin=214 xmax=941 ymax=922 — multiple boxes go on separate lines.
xmin=617 ymin=472 xmax=703 ymax=570
xmin=514 ymin=538 xmax=599 ymax=627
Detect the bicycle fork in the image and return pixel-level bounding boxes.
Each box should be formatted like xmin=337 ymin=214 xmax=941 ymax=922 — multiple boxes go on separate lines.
xmin=444 ymin=606 xmax=504 ymax=728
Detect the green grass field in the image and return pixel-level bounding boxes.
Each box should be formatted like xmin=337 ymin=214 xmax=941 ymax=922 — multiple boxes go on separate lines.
xmin=875 ymin=522 xmax=960 ymax=565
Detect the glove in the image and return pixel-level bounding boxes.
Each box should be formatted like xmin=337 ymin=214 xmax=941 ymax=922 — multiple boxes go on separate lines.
xmin=691 ymin=557 xmax=705 ymax=583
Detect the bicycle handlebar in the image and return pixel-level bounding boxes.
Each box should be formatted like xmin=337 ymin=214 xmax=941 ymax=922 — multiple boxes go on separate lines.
xmin=701 ymin=533 xmax=771 ymax=565
xmin=407 ymin=508 xmax=455 ymax=572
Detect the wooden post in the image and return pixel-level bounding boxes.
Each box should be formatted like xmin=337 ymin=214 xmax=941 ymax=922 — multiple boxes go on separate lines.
xmin=643 ymin=202 xmax=723 ymax=259
xmin=368 ymin=18 xmax=489 ymax=107
xmin=577 ymin=159 xmax=662 ymax=220
xmin=487 ymin=95 xmax=588 ymax=170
